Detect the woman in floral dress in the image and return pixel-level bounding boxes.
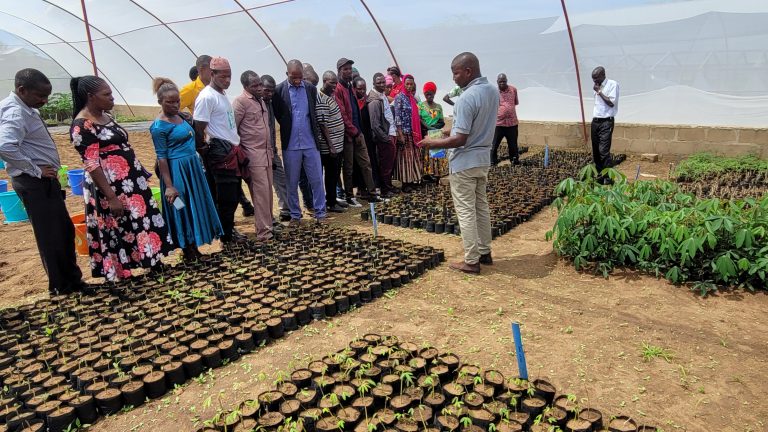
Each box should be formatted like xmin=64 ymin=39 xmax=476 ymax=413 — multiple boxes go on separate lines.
xmin=393 ymin=74 xmax=423 ymax=192
xmin=69 ymin=76 xmax=173 ymax=281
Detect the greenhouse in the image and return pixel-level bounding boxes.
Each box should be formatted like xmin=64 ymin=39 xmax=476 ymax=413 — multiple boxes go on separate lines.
xmin=0 ymin=1 xmax=765 ymax=431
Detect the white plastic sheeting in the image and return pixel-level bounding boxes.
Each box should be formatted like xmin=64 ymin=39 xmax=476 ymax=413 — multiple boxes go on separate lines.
xmin=0 ymin=0 xmax=766 ymax=127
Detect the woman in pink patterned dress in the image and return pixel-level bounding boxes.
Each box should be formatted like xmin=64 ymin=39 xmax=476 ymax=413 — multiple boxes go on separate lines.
xmin=69 ymin=76 xmax=172 ymax=281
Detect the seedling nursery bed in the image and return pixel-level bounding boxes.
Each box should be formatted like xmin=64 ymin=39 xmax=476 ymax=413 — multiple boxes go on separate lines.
xmin=198 ymin=334 xmax=657 ymax=432
xmin=362 ymin=150 xmax=626 ymax=239
xmin=0 ymin=225 xmax=443 ymax=432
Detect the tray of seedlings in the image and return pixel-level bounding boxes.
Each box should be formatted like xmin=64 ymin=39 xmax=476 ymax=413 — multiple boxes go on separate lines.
xmin=197 ymin=334 xmax=657 ymax=432
xmin=673 ymin=154 xmax=768 ymax=200
xmin=363 ymin=150 xmax=621 ymax=239
xmin=496 ymin=144 xmax=529 ymax=161
xmin=0 ymin=225 xmax=443 ymax=431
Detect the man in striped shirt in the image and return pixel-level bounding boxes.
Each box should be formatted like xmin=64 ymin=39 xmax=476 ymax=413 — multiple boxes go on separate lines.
xmin=317 ymin=71 xmax=347 ymax=213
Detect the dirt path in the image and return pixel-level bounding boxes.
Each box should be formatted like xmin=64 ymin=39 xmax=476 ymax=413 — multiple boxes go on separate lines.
xmin=0 ymin=133 xmax=765 ymax=432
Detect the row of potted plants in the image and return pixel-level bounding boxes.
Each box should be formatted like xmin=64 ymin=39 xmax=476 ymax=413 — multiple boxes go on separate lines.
xmin=196 ymin=334 xmax=658 ymax=432
xmin=0 ymin=225 xmax=443 ymax=431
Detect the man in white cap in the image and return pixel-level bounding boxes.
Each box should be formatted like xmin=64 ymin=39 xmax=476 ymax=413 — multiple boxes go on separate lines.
xmin=193 ymin=56 xmax=244 ymax=245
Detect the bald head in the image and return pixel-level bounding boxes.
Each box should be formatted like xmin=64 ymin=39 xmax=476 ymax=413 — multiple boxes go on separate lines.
xmin=497 ymin=73 xmax=508 ymax=91
xmin=592 ymin=66 xmax=606 ymax=86
xmin=287 ymin=59 xmax=304 ymax=86
xmin=451 ymin=52 xmax=481 ymax=88
xmin=322 ymin=70 xmax=338 ymax=95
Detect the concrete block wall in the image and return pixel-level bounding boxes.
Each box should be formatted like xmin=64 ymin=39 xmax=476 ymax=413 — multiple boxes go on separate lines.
xmin=517 ymin=121 xmax=768 ymax=158
xmin=113 ymin=105 xmax=768 ymax=158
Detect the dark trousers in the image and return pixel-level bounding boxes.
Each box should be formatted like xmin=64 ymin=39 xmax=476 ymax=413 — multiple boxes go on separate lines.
xmin=591 ymin=117 xmax=614 ymax=174
xmin=215 ymin=179 xmax=240 ymax=242
xmin=377 ymin=138 xmax=396 ymax=193
xmin=491 ymin=125 xmax=519 ymax=165
xmin=11 ymin=175 xmax=82 ymax=293
xmin=321 ymin=154 xmax=342 ymax=209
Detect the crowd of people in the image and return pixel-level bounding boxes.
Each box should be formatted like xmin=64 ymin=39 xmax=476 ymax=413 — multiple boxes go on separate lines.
xmin=0 ymin=49 xmax=620 ymax=291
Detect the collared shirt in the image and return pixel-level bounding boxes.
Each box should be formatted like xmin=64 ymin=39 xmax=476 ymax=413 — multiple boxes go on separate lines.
xmin=497 ymin=86 xmax=519 ymax=127
xmin=448 ymin=77 xmax=499 ymax=174
xmin=179 ymin=77 xmax=205 ymax=114
xmin=194 ymin=85 xmax=240 ymax=145
xmin=0 ymin=92 xmax=60 ymax=178
xmin=315 ymin=92 xmax=345 ymax=155
xmin=287 ymin=81 xmax=315 ymax=151
xmin=594 ymin=78 xmax=619 ymax=118
xmin=233 ymin=90 xmax=272 ymax=167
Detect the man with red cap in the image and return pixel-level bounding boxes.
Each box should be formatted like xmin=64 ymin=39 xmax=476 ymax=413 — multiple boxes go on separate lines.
xmin=193 ymin=56 xmax=245 ymax=245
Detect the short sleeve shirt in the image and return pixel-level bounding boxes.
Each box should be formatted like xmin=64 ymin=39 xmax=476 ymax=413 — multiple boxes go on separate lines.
xmin=594 ymin=79 xmax=619 ymax=118
xmin=194 ymin=86 xmax=240 ymax=145
xmin=315 ymin=92 xmax=345 ymax=155
xmin=448 ymin=77 xmax=499 ymax=174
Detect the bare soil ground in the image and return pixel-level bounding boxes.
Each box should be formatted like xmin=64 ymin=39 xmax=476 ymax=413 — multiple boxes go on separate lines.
xmin=0 ymin=133 xmax=765 ymax=432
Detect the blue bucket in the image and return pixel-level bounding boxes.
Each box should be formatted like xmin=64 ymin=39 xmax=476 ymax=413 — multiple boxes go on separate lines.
xmin=68 ymin=169 xmax=85 ymax=196
xmin=0 ymin=190 xmax=29 ymax=223
xmin=0 ymin=180 xmax=7 ymax=193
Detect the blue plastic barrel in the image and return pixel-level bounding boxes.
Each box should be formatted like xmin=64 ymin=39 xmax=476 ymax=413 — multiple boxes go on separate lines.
xmin=0 ymin=190 xmax=29 ymax=223
xmin=0 ymin=180 xmax=7 ymax=193
xmin=68 ymin=169 xmax=85 ymax=196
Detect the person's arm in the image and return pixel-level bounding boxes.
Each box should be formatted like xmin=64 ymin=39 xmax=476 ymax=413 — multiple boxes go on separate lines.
xmin=179 ymin=82 xmax=194 ymax=113
xmin=0 ymin=110 xmax=46 ymax=178
xmin=421 ymin=132 xmax=468 ymax=150
xmin=442 ymin=94 xmax=455 ymax=106
xmin=150 ymin=125 xmax=179 ymax=204
xmin=193 ymin=94 xmax=212 ymax=152
xmin=233 ymin=97 xmax=246 ymax=131
xmin=72 ymin=120 xmax=124 ymax=216
xmin=594 ymin=82 xmax=615 ymax=107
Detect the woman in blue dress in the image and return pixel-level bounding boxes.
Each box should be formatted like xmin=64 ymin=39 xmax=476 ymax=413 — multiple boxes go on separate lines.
xmin=149 ymin=78 xmax=223 ymax=261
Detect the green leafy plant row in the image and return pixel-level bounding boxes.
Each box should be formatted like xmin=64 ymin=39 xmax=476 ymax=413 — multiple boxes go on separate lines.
xmin=546 ymin=167 xmax=768 ymax=295
xmin=674 ymin=152 xmax=768 ymax=181
xmin=39 ymin=92 xmax=73 ymax=123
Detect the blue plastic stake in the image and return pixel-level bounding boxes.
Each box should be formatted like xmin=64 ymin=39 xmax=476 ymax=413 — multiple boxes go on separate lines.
xmin=511 ymin=322 xmax=529 ymax=380
xmin=544 ymin=144 xmax=550 ymax=168
xmin=370 ymin=202 xmax=378 ymax=238
xmin=635 ymin=164 xmax=641 ymax=180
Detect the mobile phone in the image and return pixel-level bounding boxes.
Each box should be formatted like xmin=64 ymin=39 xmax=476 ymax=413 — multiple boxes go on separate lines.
xmin=172 ymin=197 xmax=185 ymax=210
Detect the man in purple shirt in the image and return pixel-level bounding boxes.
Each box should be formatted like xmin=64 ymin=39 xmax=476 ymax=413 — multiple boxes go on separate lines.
xmin=272 ymin=60 xmax=326 ymax=224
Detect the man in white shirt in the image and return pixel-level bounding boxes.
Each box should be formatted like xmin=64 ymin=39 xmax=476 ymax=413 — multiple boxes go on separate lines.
xmin=591 ymin=66 xmax=619 ymax=184
xmin=193 ymin=56 xmax=243 ymax=244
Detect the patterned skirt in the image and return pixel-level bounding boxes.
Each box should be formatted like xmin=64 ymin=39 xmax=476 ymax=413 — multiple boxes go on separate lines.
xmin=393 ymin=133 xmax=422 ymax=184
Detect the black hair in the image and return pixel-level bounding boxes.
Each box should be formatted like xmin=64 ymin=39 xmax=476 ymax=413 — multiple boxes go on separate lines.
xmin=387 ymin=66 xmax=401 ymax=77
xmin=15 ymin=68 xmax=51 ymax=92
xmin=240 ymin=70 xmax=260 ymax=87
xmin=353 ymin=76 xmax=366 ymax=88
xmin=196 ymin=55 xmax=212 ymax=71
xmin=69 ymin=75 xmax=107 ymax=118
xmin=152 ymin=77 xmax=178 ymax=101
xmin=261 ymin=74 xmax=276 ymax=86
xmin=372 ymin=72 xmax=384 ymax=82
xmin=189 ymin=66 xmax=199 ymax=81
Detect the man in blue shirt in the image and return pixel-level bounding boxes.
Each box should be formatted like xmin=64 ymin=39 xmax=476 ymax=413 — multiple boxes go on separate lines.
xmin=272 ymin=59 xmax=326 ymax=224
xmin=0 ymin=68 xmax=85 ymax=294
xmin=421 ymin=52 xmax=498 ymax=274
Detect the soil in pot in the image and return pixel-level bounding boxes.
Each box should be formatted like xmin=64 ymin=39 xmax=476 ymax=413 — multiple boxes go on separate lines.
xmin=94 ymin=388 xmax=123 ymax=415
xmin=121 ymin=381 xmax=146 ymax=407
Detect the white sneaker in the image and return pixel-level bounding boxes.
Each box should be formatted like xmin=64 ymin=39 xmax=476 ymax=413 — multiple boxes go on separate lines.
xmin=346 ymin=197 xmax=363 ymax=208
xmin=336 ymin=198 xmax=349 ymax=208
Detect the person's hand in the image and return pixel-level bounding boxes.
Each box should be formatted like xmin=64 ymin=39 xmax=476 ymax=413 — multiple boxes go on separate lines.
xmin=40 ymin=166 xmax=57 ymax=178
xmin=593 ymin=83 xmax=601 ymax=93
xmin=420 ymin=139 xmax=431 ymax=150
xmin=165 ymin=186 xmax=179 ymax=205
xmin=355 ymin=134 xmax=365 ymax=147
xmin=108 ymin=196 xmax=125 ymax=218
xmin=397 ymin=130 xmax=405 ymax=143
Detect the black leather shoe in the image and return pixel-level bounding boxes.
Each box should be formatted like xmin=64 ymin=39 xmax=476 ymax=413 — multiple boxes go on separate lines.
xmin=479 ymin=253 xmax=493 ymax=265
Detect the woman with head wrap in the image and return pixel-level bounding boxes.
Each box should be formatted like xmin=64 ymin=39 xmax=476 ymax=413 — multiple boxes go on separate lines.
xmin=418 ymin=81 xmax=448 ymax=179
xmin=69 ymin=75 xmax=173 ymax=281
xmin=392 ymin=74 xmax=423 ymax=191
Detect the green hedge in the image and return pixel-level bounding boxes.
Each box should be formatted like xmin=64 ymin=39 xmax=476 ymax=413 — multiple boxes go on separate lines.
xmin=546 ymin=167 xmax=768 ymax=295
